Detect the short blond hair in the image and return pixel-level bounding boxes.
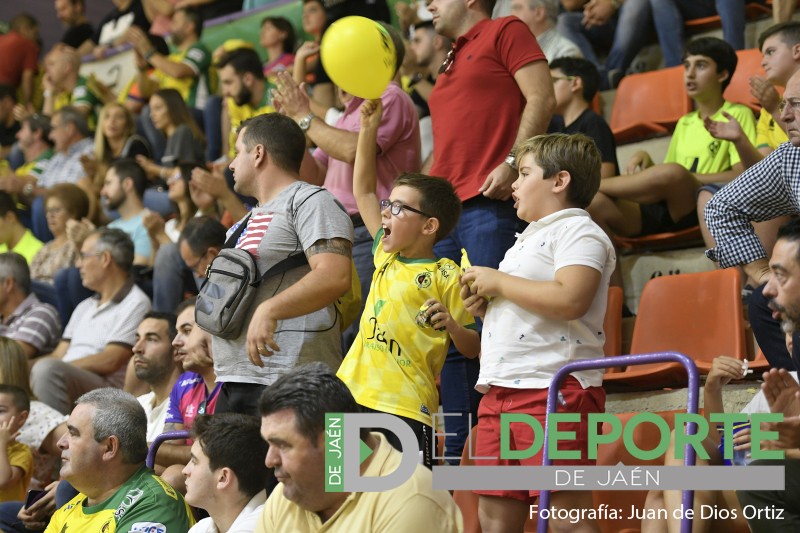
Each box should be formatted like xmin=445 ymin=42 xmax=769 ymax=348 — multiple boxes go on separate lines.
xmin=515 ymin=133 xmax=601 ymax=208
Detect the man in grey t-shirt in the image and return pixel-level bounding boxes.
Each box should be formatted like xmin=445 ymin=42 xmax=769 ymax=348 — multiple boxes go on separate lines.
xmin=207 ymin=113 xmax=353 ymax=418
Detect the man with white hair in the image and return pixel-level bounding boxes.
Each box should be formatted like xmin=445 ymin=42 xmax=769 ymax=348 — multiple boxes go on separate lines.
xmin=510 ymin=0 xmax=581 ymax=61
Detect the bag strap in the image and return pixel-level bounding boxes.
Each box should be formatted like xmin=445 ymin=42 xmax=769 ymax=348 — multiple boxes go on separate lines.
xmin=260 ymin=252 xmax=308 ymax=281
xmin=223 ymin=213 xmax=251 ymax=249
xmin=258 ymin=186 xmax=324 ymax=281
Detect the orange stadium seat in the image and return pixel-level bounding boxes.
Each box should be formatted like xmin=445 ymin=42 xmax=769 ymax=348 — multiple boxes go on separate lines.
xmin=724 ymin=49 xmax=766 ymax=112
xmin=591 ymin=92 xmax=602 ymax=115
xmin=613 ymin=226 xmax=704 ymax=254
xmin=749 ymin=348 xmax=772 ymax=375
xmin=604 ymin=268 xmax=747 ymax=390
xmin=610 ymin=66 xmax=691 ymax=144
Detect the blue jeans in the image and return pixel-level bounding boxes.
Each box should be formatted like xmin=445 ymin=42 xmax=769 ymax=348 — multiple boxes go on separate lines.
xmin=438 ymin=355 xmax=482 ymax=464
xmin=433 ymin=196 xmax=518 ymax=462
xmin=621 ymin=0 xmax=745 ymax=67
xmin=557 ymin=10 xmax=617 ymax=68
xmin=558 ymin=0 xmax=744 ymax=85
xmin=342 ymin=224 xmax=376 ymax=352
xmin=705 ymin=0 xmax=746 ymax=51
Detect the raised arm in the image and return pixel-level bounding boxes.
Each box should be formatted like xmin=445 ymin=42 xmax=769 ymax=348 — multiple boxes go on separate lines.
xmin=0 ymin=419 xmax=22 ymax=489
xmin=705 ymin=145 xmax=799 ymax=280
xmin=703 ymin=356 xmax=747 ymax=444
xmin=353 ymin=100 xmax=384 ymax=238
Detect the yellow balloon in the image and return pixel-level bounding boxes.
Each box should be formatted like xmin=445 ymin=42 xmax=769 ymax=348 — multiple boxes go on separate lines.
xmin=320 ymin=16 xmax=396 ymax=100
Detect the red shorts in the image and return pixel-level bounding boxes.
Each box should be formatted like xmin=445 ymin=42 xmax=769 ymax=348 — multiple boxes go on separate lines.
xmin=473 ymin=377 xmax=605 ymax=501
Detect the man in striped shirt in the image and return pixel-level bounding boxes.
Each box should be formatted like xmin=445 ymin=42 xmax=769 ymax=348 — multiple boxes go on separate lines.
xmin=0 ymin=252 xmax=60 ymax=358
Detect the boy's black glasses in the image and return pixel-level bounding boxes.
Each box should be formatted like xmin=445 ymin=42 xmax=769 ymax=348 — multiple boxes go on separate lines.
xmin=380 ymin=199 xmax=433 ymax=218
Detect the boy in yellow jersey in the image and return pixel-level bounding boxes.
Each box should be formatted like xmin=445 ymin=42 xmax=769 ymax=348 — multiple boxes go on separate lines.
xmin=0 ymin=384 xmax=32 ymax=503
xmin=336 ymin=100 xmax=480 ymax=468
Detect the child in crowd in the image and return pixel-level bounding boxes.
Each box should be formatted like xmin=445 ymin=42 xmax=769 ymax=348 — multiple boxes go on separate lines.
xmin=0 ymin=384 xmax=32 ymax=502
xmin=548 ymin=56 xmax=619 ymax=178
xmin=587 ymin=37 xmax=756 ymax=251
xmin=336 ymin=100 xmax=480 ymax=468
xmin=460 ymin=133 xmax=615 ymax=531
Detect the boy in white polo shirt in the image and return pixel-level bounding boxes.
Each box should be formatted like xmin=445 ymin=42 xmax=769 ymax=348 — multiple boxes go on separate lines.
xmin=460 ymin=133 xmax=616 ymax=532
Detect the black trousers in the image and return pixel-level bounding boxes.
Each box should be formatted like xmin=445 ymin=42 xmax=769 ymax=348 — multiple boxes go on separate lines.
xmin=361 ymin=406 xmax=433 ymax=469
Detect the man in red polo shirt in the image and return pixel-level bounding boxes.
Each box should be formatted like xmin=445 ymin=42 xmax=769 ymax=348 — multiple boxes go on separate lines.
xmin=423 ymin=0 xmax=555 ymax=473
xmin=0 ymin=14 xmax=39 ymax=108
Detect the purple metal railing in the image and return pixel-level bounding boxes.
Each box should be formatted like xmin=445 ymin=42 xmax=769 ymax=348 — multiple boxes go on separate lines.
xmin=537 ymin=352 xmax=699 ymax=533
xmin=146 ymin=430 xmax=191 ymax=469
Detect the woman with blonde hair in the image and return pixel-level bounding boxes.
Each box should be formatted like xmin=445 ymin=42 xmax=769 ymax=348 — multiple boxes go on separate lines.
xmin=79 ymin=102 xmax=150 ymax=221
xmin=94 ymin=103 xmax=150 ymax=168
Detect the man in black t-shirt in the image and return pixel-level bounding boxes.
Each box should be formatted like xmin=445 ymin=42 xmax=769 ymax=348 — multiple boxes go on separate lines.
xmin=54 ymin=0 xmax=94 ymax=54
xmin=0 ymin=86 xmax=20 ymax=161
xmin=94 ymin=0 xmax=152 ymax=48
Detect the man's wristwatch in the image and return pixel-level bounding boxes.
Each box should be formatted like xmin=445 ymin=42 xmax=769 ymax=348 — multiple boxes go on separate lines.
xmin=297 ymin=113 xmax=316 ymax=131
xmin=504 ymin=153 xmax=517 ymax=170
xmin=22 ymin=183 xmax=34 ymax=197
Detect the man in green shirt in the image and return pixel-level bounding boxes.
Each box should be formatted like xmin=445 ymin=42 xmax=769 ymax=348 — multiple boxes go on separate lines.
xmin=45 ymin=388 xmax=194 ymax=533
